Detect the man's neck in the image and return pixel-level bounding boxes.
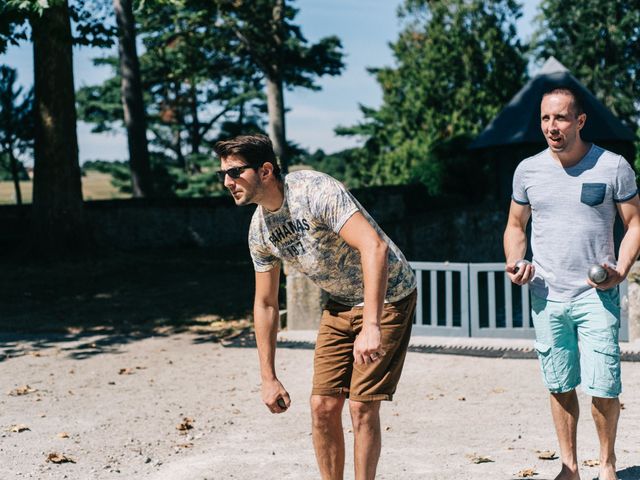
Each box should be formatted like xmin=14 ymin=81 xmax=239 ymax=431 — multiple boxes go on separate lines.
xmin=551 ymin=141 xmax=591 ymax=168
xmin=259 ymin=180 xmax=285 ymax=212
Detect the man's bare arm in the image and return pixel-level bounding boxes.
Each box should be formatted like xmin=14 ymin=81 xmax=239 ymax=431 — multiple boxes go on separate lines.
xmin=339 ymin=212 xmax=389 ymax=365
xmin=254 ymin=265 xmax=290 ymax=413
xmin=504 ymin=200 xmax=535 ymax=285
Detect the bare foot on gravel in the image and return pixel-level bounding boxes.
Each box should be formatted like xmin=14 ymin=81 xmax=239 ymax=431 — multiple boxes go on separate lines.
xmin=599 ymin=461 xmax=618 ymax=480
xmin=554 ymin=465 xmax=580 ymax=480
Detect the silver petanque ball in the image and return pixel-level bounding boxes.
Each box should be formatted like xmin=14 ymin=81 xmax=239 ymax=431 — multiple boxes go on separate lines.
xmin=588 ymin=264 xmax=608 ymax=284
xmin=514 ymin=259 xmax=530 ymax=274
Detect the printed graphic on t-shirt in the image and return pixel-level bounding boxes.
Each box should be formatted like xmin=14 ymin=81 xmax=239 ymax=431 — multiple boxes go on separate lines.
xmin=267 ymin=218 xmax=311 ymax=257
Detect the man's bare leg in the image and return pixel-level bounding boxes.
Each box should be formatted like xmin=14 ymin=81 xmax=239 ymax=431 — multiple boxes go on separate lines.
xmin=592 ymin=396 xmax=620 ymax=480
xmin=311 ymin=394 xmax=346 ymax=480
xmin=550 ymin=391 xmax=581 ymax=480
xmin=349 ymin=400 xmax=381 ymax=480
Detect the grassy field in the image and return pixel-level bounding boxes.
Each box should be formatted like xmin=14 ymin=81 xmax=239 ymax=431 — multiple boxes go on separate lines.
xmin=0 ymin=171 xmax=129 ymax=205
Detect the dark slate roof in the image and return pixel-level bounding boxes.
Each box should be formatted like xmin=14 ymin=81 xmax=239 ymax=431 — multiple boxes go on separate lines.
xmin=469 ymin=57 xmax=636 ymax=149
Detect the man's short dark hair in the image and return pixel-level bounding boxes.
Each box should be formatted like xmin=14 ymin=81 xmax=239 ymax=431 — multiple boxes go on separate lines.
xmin=542 ymin=85 xmax=585 ymax=116
xmin=214 ymin=134 xmax=281 ymax=177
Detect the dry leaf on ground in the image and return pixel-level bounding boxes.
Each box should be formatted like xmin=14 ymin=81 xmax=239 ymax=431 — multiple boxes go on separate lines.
xmin=537 ymin=450 xmax=557 ymax=460
xmin=467 ymin=454 xmax=494 ymax=464
xmin=583 ymin=459 xmax=600 ymax=467
xmin=517 ymin=468 xmax=537 ymax=477
xmin=46 ymin=453 xmax=75 ymax=464
xmin=176 ymin=417 xmax=194 ymax=432
xmin=9 ymin=424 xmax=30 ymax=433
xmin=8 ymin=385 xmax=37 ymax=396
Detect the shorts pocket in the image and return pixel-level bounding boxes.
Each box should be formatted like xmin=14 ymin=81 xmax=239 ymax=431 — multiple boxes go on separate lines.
xmin=580 ymin=183 xmax=606 ymax=206
xmin=534 ymin=341 xmax=561 ymax=390
xmin=591 ymin=344 xmax=621 ymax=393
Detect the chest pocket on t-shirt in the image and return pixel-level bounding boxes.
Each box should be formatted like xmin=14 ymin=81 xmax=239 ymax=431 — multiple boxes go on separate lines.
xmin=580 ymin=183 xmax=606 ymax=206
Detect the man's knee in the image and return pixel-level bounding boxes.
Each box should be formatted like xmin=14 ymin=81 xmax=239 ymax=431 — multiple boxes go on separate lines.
xmin=310 ymin=395 xmax=344 ymax=425
xmin=551 ymin=389 xmax=577 ymax=402
xmin=349 ymin=400 xmax=380 ymax=425
xmin=592 ymin=395 xmax=619 ymax=411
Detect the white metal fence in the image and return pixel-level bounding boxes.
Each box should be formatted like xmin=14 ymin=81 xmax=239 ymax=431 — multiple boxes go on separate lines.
xmin=410 ymin=262 xmax=629 ymax=340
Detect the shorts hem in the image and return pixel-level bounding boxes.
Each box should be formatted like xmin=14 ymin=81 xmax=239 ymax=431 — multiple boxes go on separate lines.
xmin=349 ymin=393 xmax=393 ymax=402
xmin=581 ymin=385 xmax=621 ymax=399
xmin=311 ymin=387 xmax=349 ymax=397
xmin=547 ymin=383 xmax=579 ymax=395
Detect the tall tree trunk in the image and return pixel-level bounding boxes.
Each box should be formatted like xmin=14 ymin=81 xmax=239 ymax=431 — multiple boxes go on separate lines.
xmin=8 ymin=147 xmax=22 ymax=205
xmin=266 ymin=75 xmax=287 ymax=173
xmin=113 ymin=0 xmax=153 ymax=197
xmin=266 ymin=0 xmax=288 ymax=173
xmin=31 ymin=1 xmax=87 ymax=254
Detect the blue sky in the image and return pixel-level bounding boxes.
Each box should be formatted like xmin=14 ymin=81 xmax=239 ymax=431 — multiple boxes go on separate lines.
xmin=0 ymin=0 xmax=540 ymax=163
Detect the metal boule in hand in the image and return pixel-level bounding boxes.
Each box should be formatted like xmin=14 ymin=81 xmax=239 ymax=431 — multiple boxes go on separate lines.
xmin=514 ymin=259 xmax=530 ymax=274
xmin=588 ymin=264 xmax=608 ymax=284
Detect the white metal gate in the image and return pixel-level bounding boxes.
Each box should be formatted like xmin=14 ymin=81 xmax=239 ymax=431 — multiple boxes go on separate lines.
xmin=410 ymin=262 xmax=629 ymax=340
xmin=410 ymin=262 xmax=469 ymax=337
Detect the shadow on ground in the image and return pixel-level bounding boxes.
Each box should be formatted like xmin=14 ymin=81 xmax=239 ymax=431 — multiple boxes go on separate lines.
xmin=0 ymin=247 xmax=268 ymax=361
xmin=619 ymin=466 xmax=640 ymax=479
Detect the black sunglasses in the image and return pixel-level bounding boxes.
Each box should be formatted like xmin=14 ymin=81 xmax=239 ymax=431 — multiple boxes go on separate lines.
xmin=216 ymin=165 xmax=255 ymax=182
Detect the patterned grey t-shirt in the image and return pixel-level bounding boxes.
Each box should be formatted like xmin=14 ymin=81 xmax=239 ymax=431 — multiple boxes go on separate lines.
xmin=512 ymin=144 xmax=638 ymax=301
xmin=248 ymin=170 xmax=416 ymax=306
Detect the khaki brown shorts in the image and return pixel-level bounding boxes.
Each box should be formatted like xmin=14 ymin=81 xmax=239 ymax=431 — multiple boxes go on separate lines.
xmin=312 ymin=290 xmax=416 ymax=402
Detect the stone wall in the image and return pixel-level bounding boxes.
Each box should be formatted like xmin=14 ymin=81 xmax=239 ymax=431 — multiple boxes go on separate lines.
xmin=0 ymin=186 xmax=509 ymax=261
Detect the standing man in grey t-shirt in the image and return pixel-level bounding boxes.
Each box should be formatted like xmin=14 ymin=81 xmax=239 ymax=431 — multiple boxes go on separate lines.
xmin=504 ymin=86 xmax=640 ymax=480
xmin=214 ymin=134 xmax=417 ymax=480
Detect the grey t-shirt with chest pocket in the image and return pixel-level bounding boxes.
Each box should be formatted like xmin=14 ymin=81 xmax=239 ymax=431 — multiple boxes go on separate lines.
xmin=512 ymin=144 xmax=638 ymax=301
xmin=248 ymin=170 xmax=417 ymax=306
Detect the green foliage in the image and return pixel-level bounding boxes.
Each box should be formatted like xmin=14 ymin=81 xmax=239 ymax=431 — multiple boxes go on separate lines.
xmin=339 ymin=0 xmax=527 ymax=196
xmin=218 ymin=0 xmax=345 ymax=89
xmin=0 ymin=152 xmax=29 ymax=180
xmin=0 ymin=65 xmax=33 ymax=179
xmin=0 ymin=0 xmax=116 ymax=53
xmin=291 ymin=148 xmax=373 ymax=189
xmin=168 ymin=153 xmax=226 ymax=198
xmin=532 ymin=0 xmax=640 ymax=129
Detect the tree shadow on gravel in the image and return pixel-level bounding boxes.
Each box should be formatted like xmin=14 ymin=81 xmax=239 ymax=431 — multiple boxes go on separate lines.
xmin=0 ymin=247 xmax=262 ymax=360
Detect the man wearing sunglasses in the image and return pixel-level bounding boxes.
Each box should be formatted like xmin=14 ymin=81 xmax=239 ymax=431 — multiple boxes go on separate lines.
xmin=214 ymin=134 xmax=416 ymax=480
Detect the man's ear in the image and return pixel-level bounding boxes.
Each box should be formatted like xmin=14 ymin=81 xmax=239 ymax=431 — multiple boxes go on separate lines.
xmin=261 ymin=162 xmax=274 ymax=179
xmin=577 ymin=112 xmax=587 ymax=130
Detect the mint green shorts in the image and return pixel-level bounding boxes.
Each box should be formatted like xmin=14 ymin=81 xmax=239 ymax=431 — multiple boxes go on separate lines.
xmin=531 ymin=288 xmax=621 ymax=398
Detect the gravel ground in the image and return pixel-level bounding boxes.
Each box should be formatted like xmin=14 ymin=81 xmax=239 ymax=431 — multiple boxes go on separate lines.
xmin=1 ymin=331 xmax=640 ymax=480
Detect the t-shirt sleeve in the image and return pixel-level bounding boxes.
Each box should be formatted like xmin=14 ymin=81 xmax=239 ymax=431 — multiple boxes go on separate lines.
xmin=511 ymin=162 xmax=529 ymax=205
xmin=613 ymin=157 xmax=638 ymax=203
xmin=248 ymin=216 xmax=280 ymax=272
xmin=310 ymin=175 xmax=360 ymax=233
